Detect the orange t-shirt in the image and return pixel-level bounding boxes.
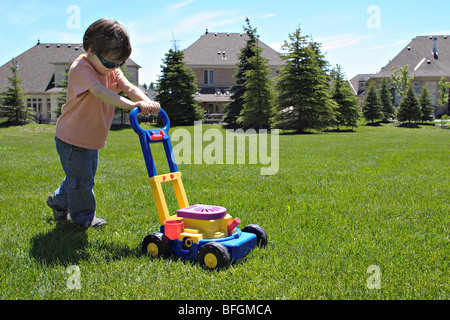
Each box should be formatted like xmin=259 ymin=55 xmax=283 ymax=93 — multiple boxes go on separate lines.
xmin=56 ymin=54 xmax=130 ymax=149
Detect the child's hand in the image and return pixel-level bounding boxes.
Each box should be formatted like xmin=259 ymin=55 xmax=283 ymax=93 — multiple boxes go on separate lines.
xmin=135 ymin=101 xmax=152 ymax=116
xmin=149 ymin=101 xmax=161 ymax=115
xmin=135 ymin=101 xmax=161 ymax=116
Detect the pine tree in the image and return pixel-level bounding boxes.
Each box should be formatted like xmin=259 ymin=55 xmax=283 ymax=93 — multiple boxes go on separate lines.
xmin=438 ymin=77 xmax=450 ymax=109
xmin=379 ymin=77 xmax=395 ymax=122
xmin=391 ymin=65 xmax=414 ymax=100
xmin=330 ymin=64 xmax=359 ymax=130
xmin=397 ymin=85 xmax=421 ymax=123
xmin=418 ymin=86 xmax=434 ymax=123
xmin=55 ymin=62 xmax=71 ymax=119
xmin=222 ymin=18 xmax=258 ymax=125
xmin=272 ymin=27 xmax=336 ymax=132
xmin=237 ymin=38 xmax=275 ymax=129
xmin=115 ymin=65 xmax=135 ymax=127
xmin=156 ymin=49 xmax=203 ymax=126
xmin=362 ymin=85 xmax=382 ymax=124
xmin=0 ymin=59 xmax=32 ymax=125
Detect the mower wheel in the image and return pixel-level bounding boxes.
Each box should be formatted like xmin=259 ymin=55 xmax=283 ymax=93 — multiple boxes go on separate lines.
xmin=198 ymin=242 xmax=231 ymax=270
xmin=142 ymin=232 xmax=170 ymax=258
xmin=242 ymin=224 xmax=268 ymax=248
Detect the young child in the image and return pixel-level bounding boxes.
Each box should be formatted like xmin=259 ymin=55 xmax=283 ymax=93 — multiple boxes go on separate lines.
xmin=47 ymin=18 xmax=160 ymax=229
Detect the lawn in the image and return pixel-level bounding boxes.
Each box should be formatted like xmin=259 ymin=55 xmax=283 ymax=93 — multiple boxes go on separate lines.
xmin=0 ymin=121 xmax=448 ymax=300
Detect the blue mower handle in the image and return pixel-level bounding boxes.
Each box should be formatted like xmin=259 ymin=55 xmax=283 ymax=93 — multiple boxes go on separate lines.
xmin=129 ymin=107 xmax=178 ymax=178
xmin=130 ymin=107 xmax=170 ymax=136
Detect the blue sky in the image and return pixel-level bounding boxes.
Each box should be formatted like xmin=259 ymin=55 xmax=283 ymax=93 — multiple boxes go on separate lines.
xmin=1 ymin=0 xmax=449 ymax=85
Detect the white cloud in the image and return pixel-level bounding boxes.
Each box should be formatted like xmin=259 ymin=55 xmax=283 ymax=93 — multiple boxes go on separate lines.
xmin=316 ymin=33 xmax=376 ymax=52
xmin=128 ymin=10 xmax=243 ymax=47
xmin=268 ymin=42 xmax=285 ymax=53
xmin=365 ymin=40 xmax=406 ymax=51
xmin=34 ymin=30 xmax=83 ymax=44
xmin=262 ymin=13 xmax=276 ymax=18
xmin=168 ymin=0 xmax=195 ymax=10
xmin=174 ymin=10 xmax=243 ymax=34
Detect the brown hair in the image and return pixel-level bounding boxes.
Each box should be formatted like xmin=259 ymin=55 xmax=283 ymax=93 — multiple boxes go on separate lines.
xmin=83 ymin=18 xmax=131 ymax=62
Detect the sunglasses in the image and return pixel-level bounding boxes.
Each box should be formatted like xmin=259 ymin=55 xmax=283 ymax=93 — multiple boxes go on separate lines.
xmin=92 ymin=50 xmax=126 ymax=69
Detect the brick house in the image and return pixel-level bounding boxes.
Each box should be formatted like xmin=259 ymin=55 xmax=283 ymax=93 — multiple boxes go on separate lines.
xmin=183 ymin=31 xmax=283 ymax=122
xmin=350 ymin=35 xmax=450 ymax=117
xmin=0 ymin=41 xmax=140 ymax=123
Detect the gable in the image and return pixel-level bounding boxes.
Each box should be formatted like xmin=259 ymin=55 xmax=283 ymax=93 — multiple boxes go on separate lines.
xmin=373 ymin=35 xmax=450 ymax=78
xmin=0 ymin=43 xmax=140 ymax=94
xmin=183 ymin=32 xmax=283 ymax=67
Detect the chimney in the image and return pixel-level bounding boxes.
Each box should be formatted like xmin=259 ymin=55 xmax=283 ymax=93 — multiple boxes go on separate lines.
xmin=432 ymin=37 xmax=438 ymax=59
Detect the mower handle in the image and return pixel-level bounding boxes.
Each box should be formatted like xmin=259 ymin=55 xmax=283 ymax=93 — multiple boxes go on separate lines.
xmin=130 ymin=107 xmax=170 ymax=136
xmin=130 ymin=106 xmax=178 ymax=177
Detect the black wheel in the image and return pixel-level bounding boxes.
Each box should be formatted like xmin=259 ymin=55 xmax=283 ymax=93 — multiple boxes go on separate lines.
xmin=242 ymin=224 xmax=268 ymax=248
xmin=198 ymin=242 xmax=231 ymax=270
xmin=141 ymin=232 xmax=170 ymax=258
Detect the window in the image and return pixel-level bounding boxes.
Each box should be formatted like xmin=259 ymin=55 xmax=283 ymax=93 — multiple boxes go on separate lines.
xmin=203 ymin=69 xmax=214 ymax=85
xmin=413 ymin=82 xmax=421 ymax=95
xmin=207 ymin=103 xmax=218 ymax=114
xmin=28 ymin=98 xmax=43 ymax=120
xmin=47 ymin=99 xmax=52 ymax=119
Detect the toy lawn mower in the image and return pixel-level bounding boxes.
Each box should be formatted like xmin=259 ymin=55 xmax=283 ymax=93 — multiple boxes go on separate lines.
xmin=130 ymin=107 xmax=267 ymax=269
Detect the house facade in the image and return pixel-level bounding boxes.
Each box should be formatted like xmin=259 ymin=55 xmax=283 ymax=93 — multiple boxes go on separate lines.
xmin=183 ymin=31 xmax=283 ymax=122
xmin=0 ymin=41 xmax=140 ymax=123
xmin=350 ymin=35 xmax=450 ymax=117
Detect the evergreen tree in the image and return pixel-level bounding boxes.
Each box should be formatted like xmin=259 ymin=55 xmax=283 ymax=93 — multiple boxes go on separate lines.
xmin=115 ymin=64 xmax=135 ymax=127
xmin=391 ymin=65 xmax=414 ymax=100
xmin=330 ymin=64 xmax=359 ymax=130
xmin=438 ymin=77 xmax=450 ymax=109
xmin=156 ymin=49 xmax=203 ymax=126
xmin=222 ymin=18 xmax=258 ymax=125
xmin=0 ymin=59 xmax=32 ymax=124
xmin=55 ymin=62 xmax=71 ymax=119
xmin=397 ymin=85 xmax=421 ymax=123
xmin=418 ymin=86 xmax=434 ymax=123
xmin=272 ymin=27 xmax=337 ymax=132
xmin=379 ymin=77 xmax=395 ymax=122
xmin=237 ymin=38 xmax=275 ymax=129
xmin=362 ymin=85 xmax=382 ymax=124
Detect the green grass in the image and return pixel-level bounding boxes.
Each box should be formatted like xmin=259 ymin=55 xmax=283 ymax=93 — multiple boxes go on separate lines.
xmin=0 ymin=122 xmax=448 ymax=299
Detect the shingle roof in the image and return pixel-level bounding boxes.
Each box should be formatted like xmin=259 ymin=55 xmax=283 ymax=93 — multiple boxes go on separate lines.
xmin=349 ymin=73 xmax=373 ymax=95
xmin=0 ymin=42 xmax=140 ymax=94
xmin=183 ymin=32 xmax=283 ymax=67
xmin=372 ymin=35 xmax=450 ymax=78
xmin=194 ymin=94 xmax=231 ymax=102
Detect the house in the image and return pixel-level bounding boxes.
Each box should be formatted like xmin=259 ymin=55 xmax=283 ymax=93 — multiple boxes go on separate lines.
xmin=349 ymin=74 xmax=375 ymax=98
xmin=183 ymin=30 xmax=283 ymax=122
xmin=350 ymin=35 xmax=450 ymax=117
xmin=0 ymin=41 xmax=140 ymax=123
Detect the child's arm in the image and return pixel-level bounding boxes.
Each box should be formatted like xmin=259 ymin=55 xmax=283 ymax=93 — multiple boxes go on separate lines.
xmin=89 ymin=84 xmax=153 ymax=115
xmin=121 ymin=82 xmax=161 ymax=115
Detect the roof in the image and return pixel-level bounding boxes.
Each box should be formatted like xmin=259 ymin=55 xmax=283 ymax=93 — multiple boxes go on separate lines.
xmin=194 ymin=94 xmax=231 ymax=102
xmin=0 ymin=42 xmax=140 ymax=94
xmin=349 ymin=73 xmax=374 ymax=95
xmin=372 ymin=35 xmax=450 ymax=78
xmin=183 ymin=32 xmax=283 ymax=67
xmin=194 ymin=87 xmax=231 ymax=102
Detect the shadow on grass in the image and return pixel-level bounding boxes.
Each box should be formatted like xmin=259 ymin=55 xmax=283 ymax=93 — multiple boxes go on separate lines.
xmin=30 ymin=220 xmax=89 ymax=266
xmin=29 ymin=220 xmax=138 ymax=266
xmin=397 ymin=123 xmax=421 ymax=128
xmin=365 ymin=122 xmax=383 ymax=127
xmin=323 ymin=128 xmax=356 ymax=133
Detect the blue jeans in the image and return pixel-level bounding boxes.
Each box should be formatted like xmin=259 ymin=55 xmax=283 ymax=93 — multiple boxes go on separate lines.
xmin=53 ymin=136 xmax=98 ymax=225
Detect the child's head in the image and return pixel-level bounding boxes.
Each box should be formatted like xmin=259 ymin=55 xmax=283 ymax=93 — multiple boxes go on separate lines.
xmin=83 ymin=18 xmax=131 ymax=63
